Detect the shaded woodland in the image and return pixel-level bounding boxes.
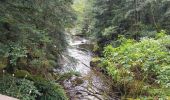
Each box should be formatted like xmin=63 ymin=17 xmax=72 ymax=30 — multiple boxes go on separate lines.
xmin=0 ymin=0 xmax=170 ymax=100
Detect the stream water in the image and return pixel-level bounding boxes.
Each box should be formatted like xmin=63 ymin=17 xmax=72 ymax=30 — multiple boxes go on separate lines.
xmin=58 ymin=34 xmax=117 ymax=100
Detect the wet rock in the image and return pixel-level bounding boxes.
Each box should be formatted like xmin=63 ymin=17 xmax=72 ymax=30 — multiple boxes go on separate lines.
xmin=90 ymin=57 xmax=101 ymax=68
xmin=76 ymin=92 xmax=82 ymax=95
xmin=79 ymin=44 xmax=94 ymax=51
xmin=71 ymin=77 xmax=84 ymax=86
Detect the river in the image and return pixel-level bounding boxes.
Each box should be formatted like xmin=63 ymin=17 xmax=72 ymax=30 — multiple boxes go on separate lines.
xmin=58 ymin=34 xmax=117 ymax=100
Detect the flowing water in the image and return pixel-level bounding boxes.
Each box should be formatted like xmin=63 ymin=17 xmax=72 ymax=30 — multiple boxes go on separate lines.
xmin=58 ymin=34 xmax=117 ymax=100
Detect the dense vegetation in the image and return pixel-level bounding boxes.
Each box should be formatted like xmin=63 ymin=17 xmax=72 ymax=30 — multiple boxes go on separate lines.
xmin=78 ymin=0 xmax=170 ymax=52
xmin=0 ymin=0 xmax=75 ymax=99
xmin=79 ymin=0 xmax=170 ymax=99
xmin=100 ymin=33 xmax=170 ymax=99
xmin=0 ymin=0 xmax=170 ymax=99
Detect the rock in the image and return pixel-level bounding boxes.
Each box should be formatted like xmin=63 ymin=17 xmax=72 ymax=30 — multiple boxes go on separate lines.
xmin=14 ymin=70 xmax=31 ymax=78
xmin=71 ymin=77 xmax=84 ymax=86
xmin=0 ymin=94 xmax=19 ymax=100
xmin=90 ymin=57 xmax=101 ymax=68
xmin=76 ymin=92 xmax=82 ymax=95
xmin=79 ymin=44 xmax=94 ymax=51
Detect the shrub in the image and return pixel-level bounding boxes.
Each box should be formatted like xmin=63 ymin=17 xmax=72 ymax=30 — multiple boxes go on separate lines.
xmin=0 ymin=73 xmax=68 ymax=100
xmin=0 ymin=75 xmax=40 ymax=100
xmin=30 ymin=76 xmax=68 ymax=100
xmin=100 ymin=35 xmax=170 ymax=98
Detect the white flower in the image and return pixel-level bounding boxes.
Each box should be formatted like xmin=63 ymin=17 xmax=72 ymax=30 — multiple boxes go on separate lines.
xmin=29 ymin=90 xmax=32 ymax=94
xmin=25 ymin=74 xmax=28 ymax=78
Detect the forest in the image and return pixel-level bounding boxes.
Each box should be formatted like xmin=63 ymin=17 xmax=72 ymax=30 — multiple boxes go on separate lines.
xmin=0 ymin=0 xmax=170 ymax=100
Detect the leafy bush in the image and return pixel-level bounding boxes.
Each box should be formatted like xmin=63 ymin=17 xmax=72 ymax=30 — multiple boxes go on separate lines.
xmin=100 ymin=35 xmax=170 ymax=98
xmin=6 ymin=43 xmax=28 ymax=66
xmin=30 ymin=76 xmax=68 ymax=100
xmin=0 ymin=75 xmax=68 ymax=100
xmin=0 ymin=75 xmax=40 ymax=100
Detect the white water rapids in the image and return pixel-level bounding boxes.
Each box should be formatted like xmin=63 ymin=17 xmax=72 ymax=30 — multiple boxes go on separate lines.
xmin=57 ymin=34 xmax=117 ymax=100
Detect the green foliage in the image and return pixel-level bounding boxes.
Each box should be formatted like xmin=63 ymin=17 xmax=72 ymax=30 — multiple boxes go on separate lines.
xmin=100 ymin=35 xmax=170 ymax=98
xmin=30 ymin=76 xmax=68 ymax=100
xmin=0 ymin=1 xmax=76 ymax=99
xmin=0 ymin=75 xmax=40 ymax=100
xmin=6 ymin=43 xmax=27 ymax=66
xmin=72 ymin=0 xmax=94 ymax=35
xmin=0 ymin=74 xmax=69 ymax=100
xmin=80 ymin=0 xmax=170 ymax=52
xmin=57 ymin=71 xmax=80 ymax=82
xmin=0 ymin=0 xmax=75 ymax=73
xmin=156 ymin=30 xmax=167 ymax=39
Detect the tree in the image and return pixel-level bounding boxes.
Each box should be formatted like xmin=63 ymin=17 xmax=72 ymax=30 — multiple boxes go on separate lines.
xmin=0 ymin=0 xmax=75 ymax=74
xmin=82 ymin=0 xmax=170 ymax=52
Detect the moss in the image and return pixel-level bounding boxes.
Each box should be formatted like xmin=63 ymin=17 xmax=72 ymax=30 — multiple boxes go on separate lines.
xmin=17 ymin=58 xmax=27 ymax=67
xmin=92 ymin=57 xmax=100 ymax=62
xmin=71 ymin=78 xmax=84 ymax=86
xmin=90 ymin=57 xmax=101 ymax=67
xmin=58 ymin=71 xmax=80 ymax=82
xmin=0 ymin=63 xmax=6 ymax=70
xmin=0 ymin=58 xmax=7 ymax=70
xmin=14 ymin=70 xmax=31 ymax=78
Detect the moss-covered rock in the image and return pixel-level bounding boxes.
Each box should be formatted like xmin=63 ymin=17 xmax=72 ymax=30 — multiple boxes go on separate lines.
xmin=58 ymin=71 xmax=80 ymax=82
xmin=71 ymin=77 xmax=84 ymax=86
xmin=0 ymin=58 xmax=7 ymax=70
xmin=14 ymin=70 xmax=31 ymax=78
xmin=90 ymin=57 xmax=101 ymax=68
